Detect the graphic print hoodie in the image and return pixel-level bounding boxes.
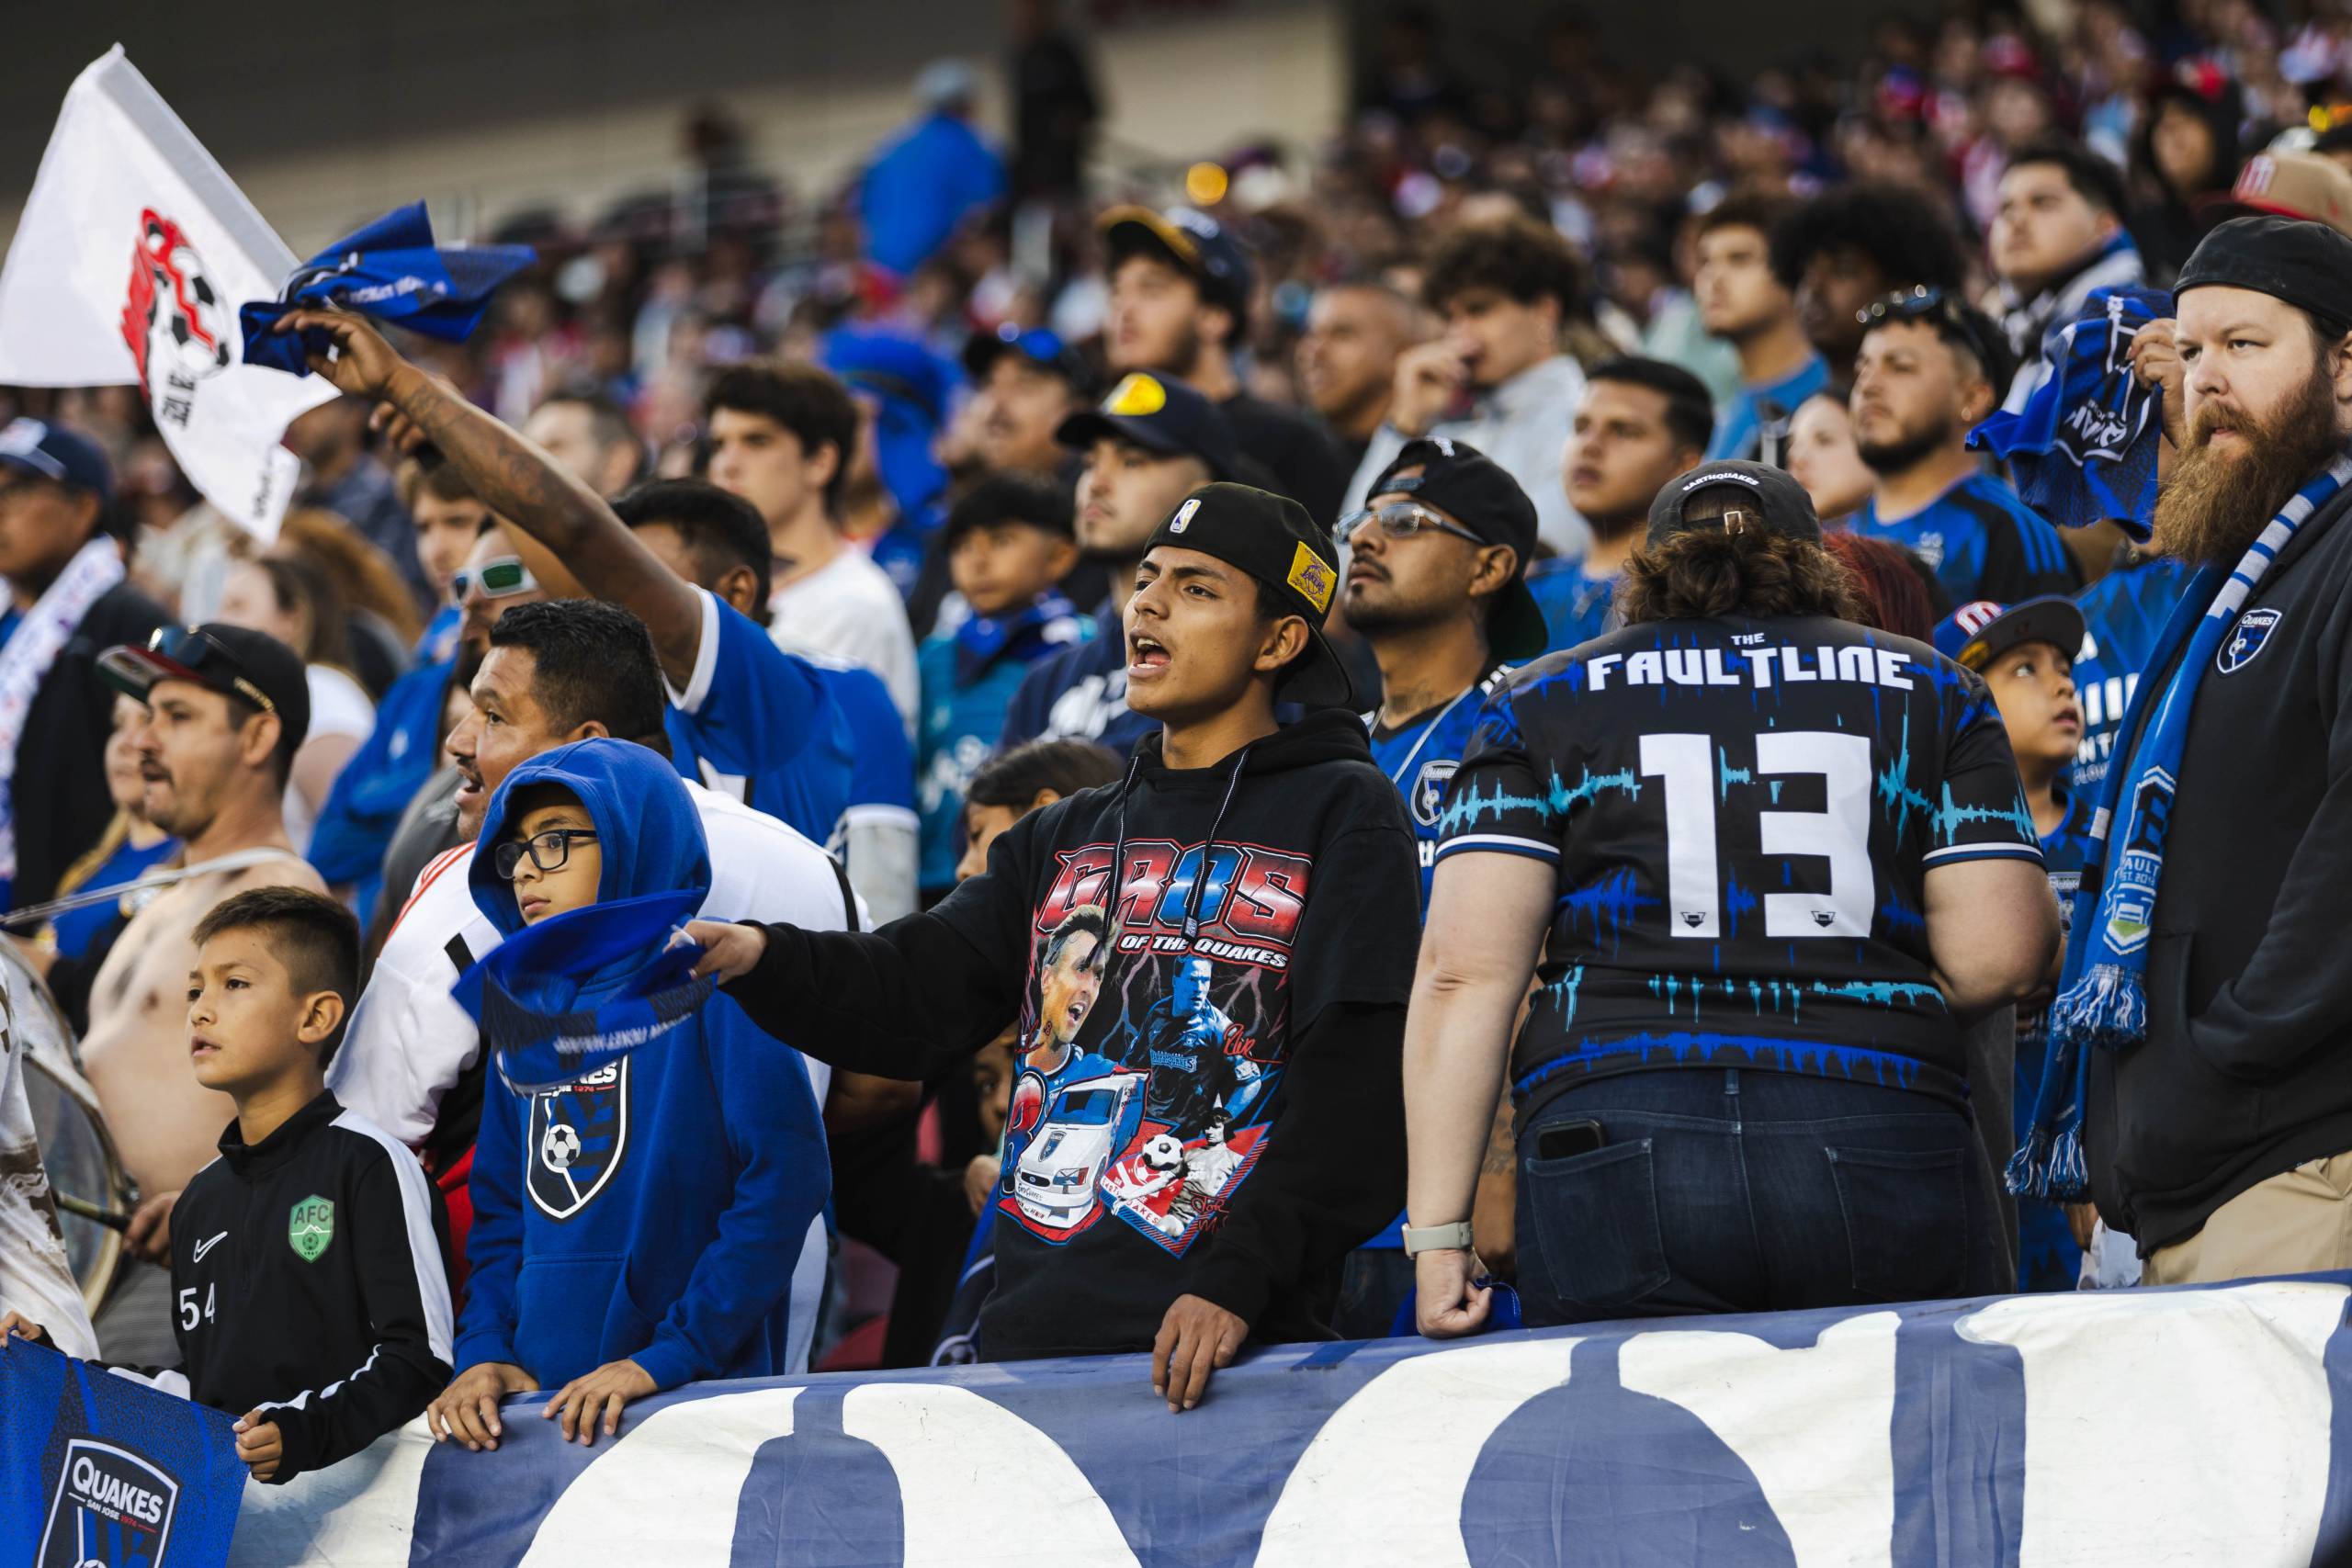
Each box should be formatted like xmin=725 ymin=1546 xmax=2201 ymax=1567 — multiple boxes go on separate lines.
xmin=450 ymin=740 xmax=830 ymax=1391
xmin=723 ymin=708 xmax=1420 ymax=1359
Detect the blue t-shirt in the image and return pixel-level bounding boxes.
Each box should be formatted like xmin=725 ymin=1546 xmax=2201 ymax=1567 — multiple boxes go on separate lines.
xmin=999 ymin=599 xmax=1155 ymax=759
xmin=414 ymin=600 xmax=460 ymax=665
xmin=1524 ymin=561 xmax=1618 ymax=657
xmin=49 ymin=832 xmax=177 ymax=958
xmin=1706 ymin=353 xmax=1830 ymax=463
xmin=662 ymin=588 xmax=856 ymax=848
xmin=2070 ymin=554 xmax=2190 ymax=792
xmin=1853 ymin=471 xmax=2081 ymax=610
xmin=2016 ymin=785 xmax=2097 ymax=1292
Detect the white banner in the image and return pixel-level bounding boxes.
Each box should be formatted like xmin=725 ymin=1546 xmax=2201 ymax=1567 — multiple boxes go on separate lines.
xmin=0 ymin=45 xmax=334 ymax=538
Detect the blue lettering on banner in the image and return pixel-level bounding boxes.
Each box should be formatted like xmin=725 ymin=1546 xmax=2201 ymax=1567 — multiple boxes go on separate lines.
xmin=231 ymin=1276 xmax=2352 ymax=1567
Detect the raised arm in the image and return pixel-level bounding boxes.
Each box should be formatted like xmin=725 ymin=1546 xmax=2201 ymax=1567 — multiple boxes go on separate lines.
xmin=274 ymin=309 xmax=704 ymax=684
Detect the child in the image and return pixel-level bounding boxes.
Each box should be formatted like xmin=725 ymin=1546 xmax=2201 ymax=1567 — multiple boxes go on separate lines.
xmin=1935 ymin=596 xmax=2098 ymax=1291
xmin=694 ymin=483 xmax=1421 ymax=1411
xmin=426 ymin=739 xmax=828 ymax=1451
xmin=916 ymin=477 xmax=1091 ymax=898
xmin=3 ymin=886 xmax=455 ymax=1484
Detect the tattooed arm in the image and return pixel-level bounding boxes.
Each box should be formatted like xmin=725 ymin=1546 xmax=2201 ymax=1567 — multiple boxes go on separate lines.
xmin=272 ymin=309 xmax=704 ymax=686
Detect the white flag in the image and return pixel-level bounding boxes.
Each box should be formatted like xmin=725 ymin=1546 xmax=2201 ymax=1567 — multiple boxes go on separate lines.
xmin=0 ymin=46 xmax=334 ymax=539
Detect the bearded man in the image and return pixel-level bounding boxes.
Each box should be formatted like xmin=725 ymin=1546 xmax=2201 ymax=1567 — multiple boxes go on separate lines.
xmin=2027 ymin=215 xmax=2352 ymax=1284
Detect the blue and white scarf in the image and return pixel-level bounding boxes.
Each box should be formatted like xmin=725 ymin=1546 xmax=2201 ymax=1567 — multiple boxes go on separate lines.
xmin=1973 ymin=285 xmax=2172 ymax=537
xmin=2011 ymin=449 xmax=2352 ymax=1199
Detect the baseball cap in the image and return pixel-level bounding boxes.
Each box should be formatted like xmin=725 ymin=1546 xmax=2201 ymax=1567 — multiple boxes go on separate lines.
xmin=962 ymin=323 xmax=1097 ymax=397
xmin=0 ymin=418 xmax=113 ymax=505
xmin=2177 ymin=214 xmax=2352 ymax=333
xmin=1055 ymin=372 xmax=1242 ymax=480
xmin=1099 ymin=206 xmax=1256 ymax=318
xmin=1142 ymin=482 xmax=1354 ymax=706
xmin=1932 ymin=596 xmax=2087 ymax=671
xmin=1857 ymin=287 xmax=2016 ymax=391
xmin=2203 ymin=150 xmax=2352 ymax=239
xmin=1646 ymin=460 xmax=1823 ymax=548
xmin=97 ymin=625 xmax=312 ymax=753
xmin=1360 ymin=437 xmax=1549 ymax=661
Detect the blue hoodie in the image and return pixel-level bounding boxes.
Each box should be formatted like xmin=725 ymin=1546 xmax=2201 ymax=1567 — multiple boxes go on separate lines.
xmin=449 ymin=739 xmax=829 ymax=1391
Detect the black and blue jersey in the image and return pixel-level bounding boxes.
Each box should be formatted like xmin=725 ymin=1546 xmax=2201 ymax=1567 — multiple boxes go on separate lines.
xmin=1853 ymin=471 xmax=2081 ymax=610
xmin=1438 ymin=614 xmax=2041 ymax=1114
xmin=1367 ymin=663 xmax=1515 ymax=917
xmin=2070 ymin=553 xmax=2189 ymax=791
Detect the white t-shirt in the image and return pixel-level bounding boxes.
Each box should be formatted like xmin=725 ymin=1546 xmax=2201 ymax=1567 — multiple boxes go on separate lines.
xmin=767 ymin=547 xmax=918 ymax=735
xmin=285 ymin=664 xmax=376 ymax=853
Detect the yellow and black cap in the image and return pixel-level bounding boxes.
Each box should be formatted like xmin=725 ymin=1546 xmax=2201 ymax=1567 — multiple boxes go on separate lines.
xmin=1143 ymin=481 xmax=1356 ymax=707
xmin=1055 ymin=371 xmax=1242 ymax=480
xmin=1098 ymin=205 xmax=1255 ymax=317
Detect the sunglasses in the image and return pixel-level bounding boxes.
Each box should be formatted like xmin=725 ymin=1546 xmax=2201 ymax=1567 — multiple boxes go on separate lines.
xmin=146 ymin=626 xmax=277 ymax=715
xmin=492 ymin=827 xmax=599 ymax=881
xmin=454 ymin=557 xmax=537 ymax=602
xmin=1857 ymin=287 xmax=2004 ymax=372
xmin=1335 ymin=500 xmax=1487 ymax=548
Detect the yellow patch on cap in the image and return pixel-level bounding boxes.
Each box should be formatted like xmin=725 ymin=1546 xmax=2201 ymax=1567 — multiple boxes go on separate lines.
xmin=1286 ymin=542 xmax=1336 ymax=615
xmin=1103 ymin=373 xmax=1167 ymax=416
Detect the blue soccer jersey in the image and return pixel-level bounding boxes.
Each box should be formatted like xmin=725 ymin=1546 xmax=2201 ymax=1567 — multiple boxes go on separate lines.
xmin=1854 ymin=471 xmax=2082 ymax=610
xmin=1525 ymin=560 xmax=1619 ymax=656
xmin=1707 ymin=353 xmax=1830 ymax=463
xmin=662 ymin=588 xmax=856 ymax=847
xmin=2070 ymin=553 xmax=2190 ymax=791
xmin=1367 ymin=663 xmax=1515 ymax=918
xmin=1440 ymin=615 xmax=2042 ymax=1111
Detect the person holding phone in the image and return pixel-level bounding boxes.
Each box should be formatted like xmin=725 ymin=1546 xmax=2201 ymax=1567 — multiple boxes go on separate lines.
xmin=1401 ymin=462 xmax=2060 ymax=1334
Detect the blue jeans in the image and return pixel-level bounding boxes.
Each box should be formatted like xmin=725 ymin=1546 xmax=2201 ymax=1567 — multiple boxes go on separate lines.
xmin=1513 ymin=1067 xmax=2010 ymax=1327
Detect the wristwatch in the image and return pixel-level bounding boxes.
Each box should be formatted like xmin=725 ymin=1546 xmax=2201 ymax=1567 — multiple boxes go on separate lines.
xmin=1401 ymin=1222 xmax=1475 ymax=1257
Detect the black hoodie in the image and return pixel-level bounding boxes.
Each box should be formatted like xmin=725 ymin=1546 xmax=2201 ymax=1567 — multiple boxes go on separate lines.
xmin=723 ymin=708 xmax=1419 ymax=1359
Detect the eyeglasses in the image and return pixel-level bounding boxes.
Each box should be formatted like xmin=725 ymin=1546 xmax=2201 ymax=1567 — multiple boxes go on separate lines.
xmin=1335 ymin=500 xmax=1487 ymax=548
xmin=454 ymin=557 xmax=537 ymax=603
xmin=492 ymin=828 xmax=599 ymax=880
xmin=1856 ymin=287 xmax=2005 ymax=372
xmin=147 ymin=626 xmax=276 ymax=715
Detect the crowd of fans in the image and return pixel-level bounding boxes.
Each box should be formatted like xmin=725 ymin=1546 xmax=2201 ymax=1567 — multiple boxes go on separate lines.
xmin=6 ymin=0 xmax=2352 ymax=1486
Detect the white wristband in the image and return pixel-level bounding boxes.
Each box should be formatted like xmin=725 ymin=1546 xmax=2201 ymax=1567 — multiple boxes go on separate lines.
xmin=1402 ymin=1222 xmax=1475 ymax=1257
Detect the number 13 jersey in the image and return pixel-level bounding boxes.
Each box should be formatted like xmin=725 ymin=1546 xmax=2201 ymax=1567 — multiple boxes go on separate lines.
xmin=1438 ymin=614 xmax=2042 ymax=1112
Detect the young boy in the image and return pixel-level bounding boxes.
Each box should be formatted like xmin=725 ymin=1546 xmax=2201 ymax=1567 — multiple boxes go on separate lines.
xmin=3 ymin=886 xmax=455 ymax=1484
xmin=1935 ymin=596 xmax=2097 ymax=1291
xmin=916 ymin=476 xmax=1091 ymax=898
xmin=427 ymin=739 xmax=828 ymax=1451
xmin=693 ymin=482 xmax=1420 ymax=1411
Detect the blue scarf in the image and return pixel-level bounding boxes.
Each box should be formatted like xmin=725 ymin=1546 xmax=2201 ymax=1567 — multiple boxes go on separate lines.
xmin=451 ymin=887 xmax=714 ymax=1093
xmin=2011 ymin=450 xmax=2352 ymax=1199
xmin=954 ymin=590 xmax=1080 ymax=685
xmin=240 ymin=202 xmax=536 ymax=375
xmin=1971 ymin=285 xmax=2171 ymax=538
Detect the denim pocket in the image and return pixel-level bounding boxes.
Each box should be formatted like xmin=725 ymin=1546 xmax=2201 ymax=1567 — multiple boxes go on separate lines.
xmin=1524 ymin=1138 xmax=1671 ymax=1312
xmin=1826 ymin=1144 xmax=1968 ymax=1303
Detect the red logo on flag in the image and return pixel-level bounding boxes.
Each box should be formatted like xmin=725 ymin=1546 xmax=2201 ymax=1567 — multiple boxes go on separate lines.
xmin=121 ymin=210 xmax=230 ymax=426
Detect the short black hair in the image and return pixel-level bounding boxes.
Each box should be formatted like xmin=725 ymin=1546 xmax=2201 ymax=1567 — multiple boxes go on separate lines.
xmin=2005 ymin=137 xmax=2129 ymax=220
xmin=192 ymin=886 xmax=360 ymax=1061
xmin=1695 ymin=189 xmax=1799 ymax=246
xmin=1770 ymin=182 xmax=1967 ymax=294
xmin=1042 ymin=904 xmax=1107 ymax=972
xmin=537 ymin=386 xmax=647 ymax=491
xmin=946 ymin=473 xmax=1074 ymax=544
xmin=966 ymin=739 xmax=1125 ymax=810
xmin=487 ymin=599 xmax=673 ymax=758
xmin=704 ymin=361 xmax=859 ymax=520
xmin=1423 ymin=214 xmax=1586 ymax=318
xmin=1586 ymin=355 xmax=1716 ymax=456
xmin=613 ymin=479 xmax=774 ymax=612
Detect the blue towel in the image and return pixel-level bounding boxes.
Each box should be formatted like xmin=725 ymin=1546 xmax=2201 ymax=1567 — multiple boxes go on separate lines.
xmin=1970 ymin=286 xmax=2172 ymax=539
xmin=240 ymin=202 xmax=536 ymax=375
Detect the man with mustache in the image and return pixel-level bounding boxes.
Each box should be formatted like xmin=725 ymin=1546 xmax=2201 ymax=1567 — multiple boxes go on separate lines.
xmin=2041 ymin=215 xmax=2352 ymax=1283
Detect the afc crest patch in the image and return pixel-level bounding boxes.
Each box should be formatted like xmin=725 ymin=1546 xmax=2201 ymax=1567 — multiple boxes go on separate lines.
xmin=39 ymin=1438 xmax=178 ymax=1568
xmin=2218 ymin=607 xmax=2281 ymax=674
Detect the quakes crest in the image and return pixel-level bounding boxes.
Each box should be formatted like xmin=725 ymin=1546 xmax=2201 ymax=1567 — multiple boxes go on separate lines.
xmin=39 ymin=1438 xmax=178 ymax=1568
xmin=526 ymin=1058 xmax=630 ymax=1220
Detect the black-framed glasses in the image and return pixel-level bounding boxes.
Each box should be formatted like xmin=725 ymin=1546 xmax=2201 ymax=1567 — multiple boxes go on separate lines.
xmin=492 ymin=828 xmax=599 ymax=880
xmin=148 ymin=626 xmax=276 ymax=715
xmin=1335 ymin=500 xmax=1487 ymax=548
xmin=1856 ymin=286 xmax=2004 ymax=372
xmin=454 ymin=557 xmax=537 ymax=602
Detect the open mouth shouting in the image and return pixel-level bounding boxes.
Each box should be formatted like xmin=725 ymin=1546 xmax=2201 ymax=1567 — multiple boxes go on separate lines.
xmin=1127 ymin=632 xmax=1173 ymax=682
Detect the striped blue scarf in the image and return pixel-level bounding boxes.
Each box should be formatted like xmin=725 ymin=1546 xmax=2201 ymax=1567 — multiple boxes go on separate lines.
xmin=2011 ymin=449 xmax=2352 ymax=1199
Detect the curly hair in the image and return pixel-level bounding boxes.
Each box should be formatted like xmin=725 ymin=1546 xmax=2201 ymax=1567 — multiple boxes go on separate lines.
xmin=1422 ymin=213 xmax=1586 ymax=318
xmin=1619 ymin=527 xmax=1863 ymax=625
xmin=1769 ymin=182 xmax=1967 ymax=294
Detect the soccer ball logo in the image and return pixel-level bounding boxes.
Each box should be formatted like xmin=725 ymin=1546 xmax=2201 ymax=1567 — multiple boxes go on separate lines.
xmin=540 ymin=1122 xmax=582 ymax=1172
xmin=1139 ymin=1134 xmax=1184 ymax=1172
xmin=120 ymin=209 xmax=232 ymax=391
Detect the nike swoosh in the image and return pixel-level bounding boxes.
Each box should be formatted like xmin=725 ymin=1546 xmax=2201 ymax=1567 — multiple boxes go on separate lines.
xmin=191 ymin=1232 xmax=228 ymax=1263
